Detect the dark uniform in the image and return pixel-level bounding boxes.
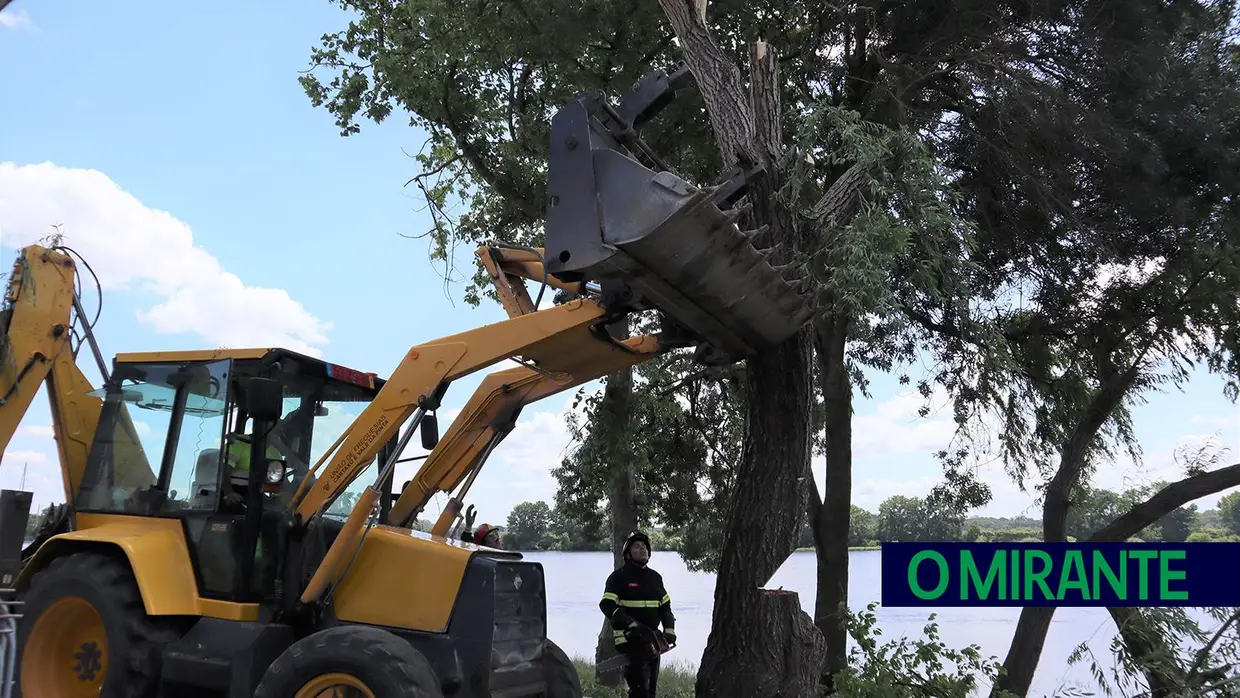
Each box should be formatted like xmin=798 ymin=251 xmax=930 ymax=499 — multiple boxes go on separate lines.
xmin=599 ymin=532 xmax=676 ymax=698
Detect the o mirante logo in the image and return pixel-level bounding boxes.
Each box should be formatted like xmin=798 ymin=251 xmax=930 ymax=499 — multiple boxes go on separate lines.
xmin=880 ymin=542 xmax=1240 ymax=607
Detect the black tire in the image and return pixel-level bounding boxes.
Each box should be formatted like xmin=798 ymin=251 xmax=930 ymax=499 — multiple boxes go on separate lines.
xmin=544 ymin=639 xmax=583 ymax=698
xmin=254 ymin=625 xmax=443 ymax=698
xmin=14 ymin=550 xmax=183 ymax=698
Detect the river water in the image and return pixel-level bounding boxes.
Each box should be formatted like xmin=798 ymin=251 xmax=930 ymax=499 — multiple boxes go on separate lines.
xmin=528 ymin=549 xmax=1220 ymax=697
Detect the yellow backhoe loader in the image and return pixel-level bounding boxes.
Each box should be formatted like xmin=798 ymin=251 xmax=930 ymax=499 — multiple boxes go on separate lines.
xmin=0 ymin=63 xmax=815 ymax=698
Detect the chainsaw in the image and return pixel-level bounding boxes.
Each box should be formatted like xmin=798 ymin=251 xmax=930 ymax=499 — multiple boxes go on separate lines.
xmin=595 ymin=625 xmax=675 ymax=674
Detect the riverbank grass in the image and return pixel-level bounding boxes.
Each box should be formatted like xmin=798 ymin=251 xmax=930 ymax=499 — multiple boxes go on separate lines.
xmin=573 ymin=656 xmax=697 ymax=697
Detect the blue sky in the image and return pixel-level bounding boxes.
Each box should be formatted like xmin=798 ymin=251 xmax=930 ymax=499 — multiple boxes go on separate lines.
xmin=1 ymin=0 xmax=1238 ymax=527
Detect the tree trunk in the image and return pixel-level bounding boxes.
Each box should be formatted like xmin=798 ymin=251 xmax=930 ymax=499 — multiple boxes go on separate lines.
xmin=597 ymin=315 xmax=639 ymax=568
xmin=812 ymin=313 xmax=853 ymax=687
xmin=594 ymin=318 xmax=638 ymax=688
xmin=644 ymin=5 xmax=821 ymax=693
xmin=695 ymin=329 xmax=816 ymax=698
xmin=993 ymin=377 xmax=1139 ymax=697
xmin=737 ymin=589 xmax=829 ymax=697
xmin=992 ymin=452 xmax=1084 ymax=697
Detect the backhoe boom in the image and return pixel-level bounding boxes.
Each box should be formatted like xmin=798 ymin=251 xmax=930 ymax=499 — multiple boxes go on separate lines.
xmin=388 ymin=333 xmax=661 ymax=528
xmin=0 ymin=245 xmax=124 ymax=504
xmin=289 ymin=297 xmax=628 ymax=524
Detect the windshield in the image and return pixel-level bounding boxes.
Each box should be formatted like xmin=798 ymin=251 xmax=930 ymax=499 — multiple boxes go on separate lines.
xmin=274 ymin=395 xmax=379 ymax=519
xmin=76 ymin=355 xmax=383 ymax=517
xmin=77 ymin=360 xmax=230 ymax=513
xmin=247 ymin=363 xmax=381 ymax=516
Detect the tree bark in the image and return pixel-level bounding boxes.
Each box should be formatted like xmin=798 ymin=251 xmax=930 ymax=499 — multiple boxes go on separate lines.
xmin=594 ymin=318 xmax=638 ymax=688
xmin=811 ymin=312 xmax=853 ymax=685
xmin=695 ymin=328 xmax=816 ymax=698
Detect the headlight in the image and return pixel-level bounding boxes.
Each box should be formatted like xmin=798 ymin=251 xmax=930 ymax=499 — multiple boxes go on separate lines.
xmin=266 ymin=460 xmax=286 ymax=484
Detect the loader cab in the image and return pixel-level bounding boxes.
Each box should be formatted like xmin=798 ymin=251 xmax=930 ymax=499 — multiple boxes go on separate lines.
xmin=73 ymin=348 xmax=397 ymax=603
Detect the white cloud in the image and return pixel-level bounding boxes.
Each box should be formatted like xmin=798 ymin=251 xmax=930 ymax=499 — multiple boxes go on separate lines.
xmin=0 ymin=8 xmax=35 ymax=32
xmin=0 ymin=162 xmax=332 ymax=356
xmin=852 ymin=386 xmax=959 ymax=461
xmin=19 ymin=423 xmax=54 ymax=437
xmin=842 ymin=386 xmax=1240 ymax=517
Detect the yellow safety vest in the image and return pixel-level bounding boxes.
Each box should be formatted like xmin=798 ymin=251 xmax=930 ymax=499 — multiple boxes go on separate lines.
xmin=225 ymin=434 xmax=282 ymax=488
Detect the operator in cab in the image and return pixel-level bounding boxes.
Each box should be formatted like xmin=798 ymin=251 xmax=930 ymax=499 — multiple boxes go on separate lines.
xmin=222 ymin=407 xmax=312 ymax=509
xmin=599 ymin=531 xmax=676 ymax=698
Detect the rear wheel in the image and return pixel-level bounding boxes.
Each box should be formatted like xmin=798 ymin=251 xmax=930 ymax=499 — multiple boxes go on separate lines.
xmin=15 ymin=550 xmax=182 ymax=698
xmin=255 ymin=625 xmax=442 ymax=698
xmin=544 ymin=639 xmax=583 ymax=698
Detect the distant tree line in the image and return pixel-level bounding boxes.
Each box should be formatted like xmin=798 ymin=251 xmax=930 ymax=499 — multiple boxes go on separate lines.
xmin=842 ymin=487 xmax=1240 ymax=546
xmin=499 ymin=488 xmax=1240 ymax=552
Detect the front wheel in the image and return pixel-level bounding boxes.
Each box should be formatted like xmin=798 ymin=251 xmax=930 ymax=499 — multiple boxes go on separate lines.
xmin=15 ymin=550 xmax=182 ymax=698
xmin=254 ymin=625 xmax=443 ymax=698
xmin=544 ymin=639 xmax=583 ymax=698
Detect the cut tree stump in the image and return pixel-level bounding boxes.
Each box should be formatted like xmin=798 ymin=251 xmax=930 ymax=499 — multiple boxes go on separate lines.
xmin=698 ymin=588 xmax=826 ymax=698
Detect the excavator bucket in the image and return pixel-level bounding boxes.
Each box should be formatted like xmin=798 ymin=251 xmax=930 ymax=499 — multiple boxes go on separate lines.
xmin=542 ymin=65 xmax=816 ymax=363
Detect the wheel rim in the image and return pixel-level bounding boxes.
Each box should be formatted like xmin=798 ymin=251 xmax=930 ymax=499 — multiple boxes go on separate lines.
xmin=294 ymin=672 xmax=377 ymax=698
xmin=20 ymin=597 xmax=109 ymax=698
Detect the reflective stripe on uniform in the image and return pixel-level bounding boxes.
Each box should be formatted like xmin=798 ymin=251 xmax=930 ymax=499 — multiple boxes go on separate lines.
xmin=616 ymin=599 xmax=662 ymax=608
xmin=601 ymin=592 xmax=619 ymax=603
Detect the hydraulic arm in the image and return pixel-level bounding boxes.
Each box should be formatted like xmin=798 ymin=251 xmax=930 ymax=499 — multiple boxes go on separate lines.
xmin=389 ymin=245 xmax=659 ymax=532
xmin=0 ymin=245 xmax=144 ymax=505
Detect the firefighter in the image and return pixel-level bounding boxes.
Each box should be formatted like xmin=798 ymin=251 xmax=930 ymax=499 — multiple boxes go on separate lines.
xmin=598 ymin=531 xmax=676 ymax=698
xmin=472 ymin=522 xmax=503 ymax=549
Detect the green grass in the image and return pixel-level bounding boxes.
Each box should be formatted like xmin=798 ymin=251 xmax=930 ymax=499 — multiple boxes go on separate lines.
xmin=573 ymin=656 xmax=697 ymax=697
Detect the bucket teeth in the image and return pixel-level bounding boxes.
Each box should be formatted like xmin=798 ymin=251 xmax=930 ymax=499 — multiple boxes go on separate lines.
xmin=775 ymin=264 xmax=802 ymax=283
xmin=722 ymin=202 xmax=752 ymax=225
xmin=787 ymin=277 xmax=814 ymax=296
xmin=742 ymin=225 xmax=769 ymax=243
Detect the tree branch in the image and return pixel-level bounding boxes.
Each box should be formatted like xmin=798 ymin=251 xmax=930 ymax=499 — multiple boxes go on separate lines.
xmin=654 ymin=0 xmax=757 ymax=165
xmin=750 ymin=39 xmax=781 ymax=157
xmin=440 ymin=63 xmax=542 ymax=221
xmin=1088 ymin=462 xmax=1240 ymax=542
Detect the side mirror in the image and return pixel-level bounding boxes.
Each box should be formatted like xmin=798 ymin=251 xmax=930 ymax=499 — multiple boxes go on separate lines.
xmin=247 ymin=377 xmax=284 ymax=422
xmin=420 ymin=412 xmax=439 ymax=450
